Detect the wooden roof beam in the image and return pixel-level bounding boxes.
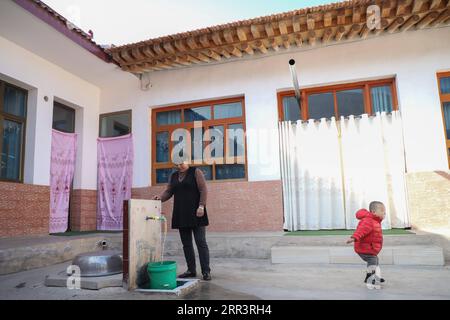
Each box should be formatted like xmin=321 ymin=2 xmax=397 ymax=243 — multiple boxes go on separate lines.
xmin=199 ymin=34 xmax=211 ymax=48
xmin=382 ymin=0 xmax=395 ymax=18
xmin=203 ymin=49 xmax=222 ymax=61
xmin=241 ymin=42 xmax=255 ymax=55
xmin=237 ymin=28 xmax=248 ymax=41
xmin=352 ymin=6 xmax=362 ymax=23
xmin=322 ymin=28 xmax=333 ymax=44
xmin=192 ymin=52 xmax=210 ymax=63
xmin=307 ymin=15 xmax=316 ymax=30
xmin=416 ymin=11 xmax=440 ymax=28
xmin=174 ymin=40 xmax=188 ymax=52
xmin=186 ymin=37 xmax=199 ymax=50
xmin=142 ymin=46 xmax=156 ymax=59
xmin=223 ymin=30 xmax=235 ymax=43
xmin=374 ymin=18 xmax=390 ymax=35
xmin=227 ymin=45 xmax=243 ymax=57
xmin=185 ymin=54 xmax=202 ymax=64
xmin=429 ymin=8 xmax=450 ymax=26
xmin=324 ymin=12 xmax=333 ymax=27
xmin=347 ymin=24 xmax=362 ymax=39
xmin=412 ymin=0 xmax=425 ymax=12
xmin=308 ymin=30 xmax=316 ymax=46
xmin=396 ymin=0 xmax=408 ymax=15
xmin=337 ymin=9 xmax=346 ymax=25
xmin=162 ymin=42 xmax=176 ymax=55
xmin=112 ymin=52 xmax=127 ymax=64
xmin=171 ymin=56 xmax=191 ymax=66
xmin=429 ymin=0 xmax=443 ymax=10
xmin=153 ymin=43 xmax=166 ymax=56
xmin=400 ymin=14 xmax=421 ymax=31
xmin=335 ymin=25 xmax=346 ymax=41
xmin=360 ymin=24 xmax=371 ymax=39
xmin=214 ymin=47 xmax=231 ymax=59
xmin=131 ymin=47 xmax=145 ymax=60
xmin=281 ymin=35 xmax=291 ymax=49
xmin=294 ymin=33 xmax=303 ymax=47
xmin=292 ymin=16 xmax=301 ymax=32
xmin=265 ymin=23 xmax=275 ymax=37
xmin=120 ymin=49 xmax=135 ymax=63
xmin=387 ymin=17 xmax=405 ymax=33
xmin=254 ymin=40 xmax=268 ymax=53
xmin=250 ymin=25 xmax=261 ymax=39
xmin=269 ymin=38 xmax=280 ymax=51
xmin=211 ymin=32 xmax=223 ymax=46
xmin=278 ymin=21 xmax=288 ymax=35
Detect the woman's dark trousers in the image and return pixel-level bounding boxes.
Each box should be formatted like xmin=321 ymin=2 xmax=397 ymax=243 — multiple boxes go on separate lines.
xmin=179 ymin=226 xmax=210 ymax=274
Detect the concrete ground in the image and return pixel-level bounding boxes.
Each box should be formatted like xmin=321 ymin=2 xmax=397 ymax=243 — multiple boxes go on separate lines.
xmin=1 ymin=256 xmax=449 ymax=300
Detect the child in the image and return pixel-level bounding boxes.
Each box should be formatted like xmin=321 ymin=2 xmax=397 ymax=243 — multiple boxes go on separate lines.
xmin=346 ymin=201 xmax=386 ymax=289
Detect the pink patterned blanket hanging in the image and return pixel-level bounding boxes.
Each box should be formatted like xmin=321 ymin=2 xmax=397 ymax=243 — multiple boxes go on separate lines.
xmin=97 ymin=133 xmax=134 ymax=230
xmin=50 ymin=129 xmax=78 ymax=234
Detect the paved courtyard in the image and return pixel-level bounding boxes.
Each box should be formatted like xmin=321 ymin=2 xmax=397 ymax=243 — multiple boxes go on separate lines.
xmin=1 ymin=256 xmax=449 ymax=300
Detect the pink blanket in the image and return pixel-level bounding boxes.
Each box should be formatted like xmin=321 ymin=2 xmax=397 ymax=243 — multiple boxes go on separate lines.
xmin=49 ymin=129 xmax=78 ymax=233
xmin=97 ymin=133 xmax=134 ymax=230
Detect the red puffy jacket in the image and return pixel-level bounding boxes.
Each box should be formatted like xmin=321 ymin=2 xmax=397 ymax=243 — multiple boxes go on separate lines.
xmin=352 ymin=209 xmax=383 ymax=256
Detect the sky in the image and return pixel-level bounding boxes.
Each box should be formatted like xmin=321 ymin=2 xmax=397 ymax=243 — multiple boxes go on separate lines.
xmin=43 ymin=0 xmax=342 ymax=46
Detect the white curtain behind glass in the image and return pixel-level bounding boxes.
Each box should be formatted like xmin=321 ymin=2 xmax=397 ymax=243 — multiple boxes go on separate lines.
xmin=279 ymin=111 xmax=410 ymax=231
xmin=279 ymin=118 xmax=345 ymax=231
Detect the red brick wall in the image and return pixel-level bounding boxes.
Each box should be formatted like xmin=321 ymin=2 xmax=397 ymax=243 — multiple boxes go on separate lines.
xmin=0 ymin=182 xmax=50 ymax=237
xmin=70 ymin=189 xmax=97 ymax=231
xmin=132 ymin=180 xmax=284 ymax=232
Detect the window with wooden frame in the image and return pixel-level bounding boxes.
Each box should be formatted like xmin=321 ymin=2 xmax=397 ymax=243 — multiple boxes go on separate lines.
xmin=152 ymin=97 xmax=247 ymax=185
xmin=0 ymin=80 xmax=27 ymax=182
xmin=277 ymin=78 xmax=398 ymax=122
xmin=53 ymin=101 xmax=75 ymax=133
xmin=437 ymin=71 xmax=450 ymax=168
xmin=99 ymin=110 xmax=132 ymax=138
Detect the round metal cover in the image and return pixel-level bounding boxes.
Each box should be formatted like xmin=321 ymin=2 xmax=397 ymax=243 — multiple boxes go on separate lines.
xmin=70 ymin=250 xmax=123 ymax=277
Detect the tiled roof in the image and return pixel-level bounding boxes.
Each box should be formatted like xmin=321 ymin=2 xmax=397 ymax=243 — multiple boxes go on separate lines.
xmin=14 ymin=0 xmax=113 ymax=63
xmin=107 ymin=0 xmax=450 ymax=73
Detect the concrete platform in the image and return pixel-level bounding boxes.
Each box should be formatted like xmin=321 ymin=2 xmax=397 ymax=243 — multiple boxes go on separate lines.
xmin=44 ymin=270 xmax=123 ymax=290
xmin=271 ymin=245 xmax=445 ymax=266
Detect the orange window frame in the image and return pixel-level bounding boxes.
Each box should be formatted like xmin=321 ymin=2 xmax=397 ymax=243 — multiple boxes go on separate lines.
xmin=437 ymin=71 xmax=450 ymax=168
xmin=151 ymin=96 xmax=248 ymax=185
xmin=277 ymin=78 xmax=399 ymax=121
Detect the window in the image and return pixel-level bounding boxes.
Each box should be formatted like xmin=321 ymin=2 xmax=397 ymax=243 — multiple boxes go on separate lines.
xmin=53 ymin=102 xmax=75 ymax=133
xmin=0 ymin=80 xmax=27 ymax=182
xmin=278 ymin=78 xmax=398 ymax=121
xmin=152 ymin=97 xmax=247 ymax=184
xmin=437 ymin=72 xmax=450 ymax=168
xmin=99 ymin=110 xmax=131 ymax=137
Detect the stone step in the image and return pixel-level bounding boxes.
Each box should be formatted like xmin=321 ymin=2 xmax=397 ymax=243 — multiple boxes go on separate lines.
xmin=271 ymin=245 xmax=445 ymax=266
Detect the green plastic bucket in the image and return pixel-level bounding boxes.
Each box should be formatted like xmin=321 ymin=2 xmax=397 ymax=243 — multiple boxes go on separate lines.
xmin=147 ymin=261 xmax=177 ymax=290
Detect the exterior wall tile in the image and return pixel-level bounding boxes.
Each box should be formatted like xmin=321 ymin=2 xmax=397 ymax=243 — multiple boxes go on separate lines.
xmin=0 ymin=182 xmax=50 ymax=237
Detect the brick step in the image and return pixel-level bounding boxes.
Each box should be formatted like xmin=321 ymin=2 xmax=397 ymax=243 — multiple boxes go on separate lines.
xmin=271 ymin=245 xmax=445 ymax=266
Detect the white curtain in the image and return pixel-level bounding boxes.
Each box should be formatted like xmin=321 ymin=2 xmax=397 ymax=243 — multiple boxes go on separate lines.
xmin=279 ymin=118 xmax=346 ymax=231
xmin=279 ymin=111 xmax=410 ymax=231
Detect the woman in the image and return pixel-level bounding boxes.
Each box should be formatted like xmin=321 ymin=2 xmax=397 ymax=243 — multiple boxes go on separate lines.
xmin=153 ymin=160 xmax=211 ymax=281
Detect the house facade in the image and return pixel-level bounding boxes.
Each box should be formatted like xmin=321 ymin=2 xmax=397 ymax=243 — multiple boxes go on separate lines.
xmin=0 ymin=0 xmax=449 ymax=238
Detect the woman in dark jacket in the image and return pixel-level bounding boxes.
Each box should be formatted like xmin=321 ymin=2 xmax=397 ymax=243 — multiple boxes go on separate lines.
xmin=153 ymin=160 xmax=211 ymax=280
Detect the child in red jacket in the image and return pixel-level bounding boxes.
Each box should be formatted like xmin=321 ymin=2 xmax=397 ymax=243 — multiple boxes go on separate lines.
xmin=346 ymin=201 xmax=386 ymax=289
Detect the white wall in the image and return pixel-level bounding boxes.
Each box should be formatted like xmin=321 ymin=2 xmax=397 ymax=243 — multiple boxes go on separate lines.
xmin=0 ymin=35 xmax=100 ymax=189
xmin=100 ymin=26 xmax=450 ymax=187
